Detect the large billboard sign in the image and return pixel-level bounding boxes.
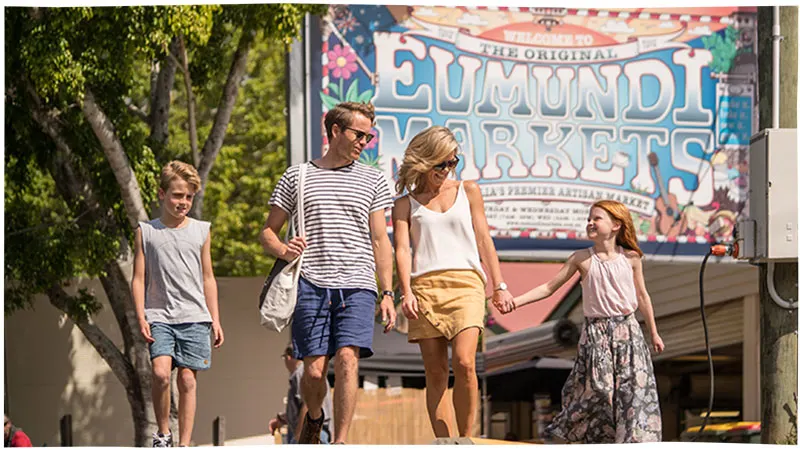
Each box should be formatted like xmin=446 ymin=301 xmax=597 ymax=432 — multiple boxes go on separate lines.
xmin=307 ymin=6 xmax=758 ymax=260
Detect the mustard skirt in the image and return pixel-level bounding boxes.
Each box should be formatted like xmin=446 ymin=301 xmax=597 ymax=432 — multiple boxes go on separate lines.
xmin=407 ymin=269 xmax=486 ymax=343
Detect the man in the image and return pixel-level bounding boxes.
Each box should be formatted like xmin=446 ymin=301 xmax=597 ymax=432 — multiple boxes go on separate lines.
xmin=260 ymin=101 xmax=397 ymax=444
xmin=268 ymin=344 xmax=334 ymax=444
xmin=4 ymin=414 xmax=32 ymax=447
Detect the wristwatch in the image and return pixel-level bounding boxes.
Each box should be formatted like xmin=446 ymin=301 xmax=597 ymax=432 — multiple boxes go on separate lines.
xmin=494 ymin=282 xmax=508 ymax=292
xmin=381 ymin=290 xmax=395 ymax=299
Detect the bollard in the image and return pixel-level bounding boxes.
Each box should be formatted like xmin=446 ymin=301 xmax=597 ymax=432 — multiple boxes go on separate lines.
xmin=213 ymin=416 xmax=225 ymax=446
xmin=60 ymin=414 xmax=73 ymax=447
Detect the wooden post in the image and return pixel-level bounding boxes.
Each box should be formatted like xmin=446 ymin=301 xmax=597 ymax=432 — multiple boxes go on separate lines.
xmin=742 ymin=295 xmax=761 ymax=421
xmin=213 ymin=416 xmax=226 ymax=446
xmin=757 ymin=6 xmax=799 ymax=445
xmin=60 ymin=414 xmax=73 ymax=447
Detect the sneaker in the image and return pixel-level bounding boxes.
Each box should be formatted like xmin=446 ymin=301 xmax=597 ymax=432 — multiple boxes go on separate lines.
xmin=297 ymin=411 xmax=324 ymax=444
xmin=152 ymin=432 xmax=173 ymax=448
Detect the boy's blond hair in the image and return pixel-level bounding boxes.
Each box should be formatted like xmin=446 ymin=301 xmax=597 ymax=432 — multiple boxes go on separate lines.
xmin=160 ymin=160 xmax=202 ymax=193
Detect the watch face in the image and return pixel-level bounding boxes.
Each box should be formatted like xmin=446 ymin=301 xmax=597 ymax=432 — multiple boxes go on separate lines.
xmin=497 ymin=282 xmax=507 ymax=291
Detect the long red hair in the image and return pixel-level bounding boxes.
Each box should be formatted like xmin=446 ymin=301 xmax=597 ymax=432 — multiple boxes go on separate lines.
xmin=591 ymin=200 xmax=643 ymax=257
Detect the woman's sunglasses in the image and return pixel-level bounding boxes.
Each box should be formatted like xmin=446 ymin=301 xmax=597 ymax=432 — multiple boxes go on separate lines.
xmin=433 ymin=155 xmax=460 ymax=171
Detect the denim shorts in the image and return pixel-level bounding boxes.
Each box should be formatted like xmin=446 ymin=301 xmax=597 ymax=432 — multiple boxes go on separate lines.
xmin=149 ymin=322 xmax=212 ymax=371
xmin=291 ymin=277 xmax=376 ymax=360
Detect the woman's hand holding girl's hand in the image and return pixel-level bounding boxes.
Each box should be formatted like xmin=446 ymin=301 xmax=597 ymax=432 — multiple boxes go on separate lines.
xmin=492 ymin=290 xmax=515 ymax=315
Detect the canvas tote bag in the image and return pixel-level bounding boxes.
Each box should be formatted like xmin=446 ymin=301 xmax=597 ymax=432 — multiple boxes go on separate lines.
xmin=258 ymin=163 xmax=307 ymax=332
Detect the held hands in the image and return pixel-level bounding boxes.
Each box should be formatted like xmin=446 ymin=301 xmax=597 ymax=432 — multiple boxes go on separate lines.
xmin=212 ymin=321 xmax=225 ymax=348
xmin=492 ymin=289 xmax=515 ymax=315
xmin=138 ymin=317 xmax=155 ymax=343
xmin=651 ymin=332 xmax=665 ymax=354
xmin=379 ymin=295 xmax=397 ymax=333
xmin=401 ymin=292 xmax=419 ymax=320
xmin=281 ymin=236 xmax=307 ymax=261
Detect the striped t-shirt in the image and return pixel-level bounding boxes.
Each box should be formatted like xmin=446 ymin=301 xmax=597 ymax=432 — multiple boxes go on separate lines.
xmin=269 ymin=161 xmax=394 ymax=292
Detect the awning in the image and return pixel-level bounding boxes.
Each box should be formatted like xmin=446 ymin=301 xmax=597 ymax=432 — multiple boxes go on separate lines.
xmin=483 ymin=319 xmax=580 ymax=374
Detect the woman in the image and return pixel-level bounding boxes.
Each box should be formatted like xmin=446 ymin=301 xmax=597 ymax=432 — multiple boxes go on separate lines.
xmin=392 ymin=126 xmax=513 ymax=437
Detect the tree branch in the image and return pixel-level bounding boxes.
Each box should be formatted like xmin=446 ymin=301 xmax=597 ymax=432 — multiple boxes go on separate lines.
xmin=149 ymin=37 xmax=179 ymax=155
xmin=177 ymin=33 xmax=199 ymax=168
xmin=192 ymin=27 xmax=256 ymax=217
xmin=126 ymin=101 xmax=149 ymax=123
xmin=47 ymin=284 xmax=134 ymax=389
xmin=81 ymin=88 xmax=149 ymax=228
xmin=26 ymin=81 xmax=146 ymax=360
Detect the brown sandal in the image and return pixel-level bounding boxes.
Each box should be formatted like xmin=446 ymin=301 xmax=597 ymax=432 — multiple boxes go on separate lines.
xmin=297 ymin=411 xmax=324 ymax=444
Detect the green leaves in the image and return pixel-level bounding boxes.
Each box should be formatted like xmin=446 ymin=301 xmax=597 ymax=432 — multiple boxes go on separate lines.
xmin=702 ymin=25 xmax=741 ymax=74
xmin=319 ymin=81 xmax=374 ymax=110
xmin=5 ymin=4 xmax=325 ymax=314
xmin=320 ymin=92 xmax=340 ymax=111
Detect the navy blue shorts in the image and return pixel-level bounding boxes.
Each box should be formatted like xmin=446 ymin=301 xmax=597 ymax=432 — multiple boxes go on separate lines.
xmin=292 ymin=277 xmax=376 ymax=360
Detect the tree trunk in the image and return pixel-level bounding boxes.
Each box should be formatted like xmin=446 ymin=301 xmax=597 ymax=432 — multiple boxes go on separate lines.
xmin=177 ymin=34 xmax=200 ymax=168
xmin=192 ymin=27 xmax=256 ymax=218
xmin=29 ymin=80 xmax=156 ymax=446
xmin=149 ymin=38 xmax=179 ymax=156
xmin=757 ymin=6 xmax=799 ymax=445
xmin=97 ymin=265 xmax=157 ymax=447
xmin=47 ymin=283 xmax=154 ymax=446
xmin=82 ymin=88 xmax=149 ymax=228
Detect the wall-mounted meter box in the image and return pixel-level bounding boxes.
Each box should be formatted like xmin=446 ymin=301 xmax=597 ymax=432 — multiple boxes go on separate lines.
xmin=748 ymin=128 xmax=798 ymax=262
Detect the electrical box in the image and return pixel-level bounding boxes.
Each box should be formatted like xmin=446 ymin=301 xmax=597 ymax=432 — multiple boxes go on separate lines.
xmin=747 ymin=128 xmax=798 ymax=262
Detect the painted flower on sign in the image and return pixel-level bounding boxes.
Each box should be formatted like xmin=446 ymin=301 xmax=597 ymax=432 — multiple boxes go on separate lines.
xmin=327 ymin=44 xmax=358 ymax=80
xmin=335 ymin=11 xmax=359 ymax=35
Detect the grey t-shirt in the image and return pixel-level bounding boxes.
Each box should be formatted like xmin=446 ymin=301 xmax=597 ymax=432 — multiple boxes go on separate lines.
xmin=286 ymin=362 xmax=334 ymax=440
xmin=140 ymin=218 xmax=213 ymax=324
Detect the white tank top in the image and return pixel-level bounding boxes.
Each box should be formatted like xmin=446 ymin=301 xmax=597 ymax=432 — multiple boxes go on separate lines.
xmin=409 ymin=182 xmax=486 ymax=282
xmin=581 ymin=246 xmax=638 ymax=318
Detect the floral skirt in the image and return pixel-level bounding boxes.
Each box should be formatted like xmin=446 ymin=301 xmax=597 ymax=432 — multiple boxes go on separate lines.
xmin=545 ymin=314 xmax=662 ymax=443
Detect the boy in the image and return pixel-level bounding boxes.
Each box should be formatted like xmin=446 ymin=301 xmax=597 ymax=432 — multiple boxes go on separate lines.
xmin=132 ymin=160 xmax=224 ymax=447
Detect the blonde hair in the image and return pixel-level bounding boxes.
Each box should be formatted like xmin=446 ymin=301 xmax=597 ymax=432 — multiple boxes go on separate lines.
xmin=160 ymin=160 xmax=202 ymax=193
xmin=591 ymin=200 xmax=643 ymax=257
xmin=395 ymin=126 xmax=459 ymax=194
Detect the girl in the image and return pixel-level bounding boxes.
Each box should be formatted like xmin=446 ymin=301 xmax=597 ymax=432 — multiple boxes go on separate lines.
xmin=392 ymin=126 xmax=513 ymax=438
xmin=500 ymin=200 xmax=665 ymax=443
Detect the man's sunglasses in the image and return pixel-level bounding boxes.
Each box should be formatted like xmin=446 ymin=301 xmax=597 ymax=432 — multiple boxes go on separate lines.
xmin=433 ymin=155 xmax=460 ymax=171
xmin=343 ymin=126 xmax=375 ymax=144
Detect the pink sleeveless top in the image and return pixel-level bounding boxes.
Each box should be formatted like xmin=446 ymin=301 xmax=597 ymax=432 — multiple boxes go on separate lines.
xmin=581 ymin=246 xmax=638 ymax=318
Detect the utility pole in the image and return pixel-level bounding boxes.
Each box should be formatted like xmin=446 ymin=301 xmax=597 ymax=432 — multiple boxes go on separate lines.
xmin=757 ymin=6 xmax=798 ymax=445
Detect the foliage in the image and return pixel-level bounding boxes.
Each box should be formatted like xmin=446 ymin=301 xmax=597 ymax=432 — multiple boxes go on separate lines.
xmin=5 ymin=4 xmax=325 ymax=443
xmin=702 ymin=25 xmax=743 ymax=74
xmin=166 ymin=30 xmax=299 ymax=276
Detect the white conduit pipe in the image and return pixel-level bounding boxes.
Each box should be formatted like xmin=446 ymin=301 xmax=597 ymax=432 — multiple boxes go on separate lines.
xmin=766 ymin=8 xmax=795 ymax=310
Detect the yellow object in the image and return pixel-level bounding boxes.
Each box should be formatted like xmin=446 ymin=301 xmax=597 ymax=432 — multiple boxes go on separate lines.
xmin=470 ymin=437 xmax=536 ymax=445
xmin=685 ymin=421 xmax=761 ymax=433
xmin=408 ymin=270 xmax=485 ymax=342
